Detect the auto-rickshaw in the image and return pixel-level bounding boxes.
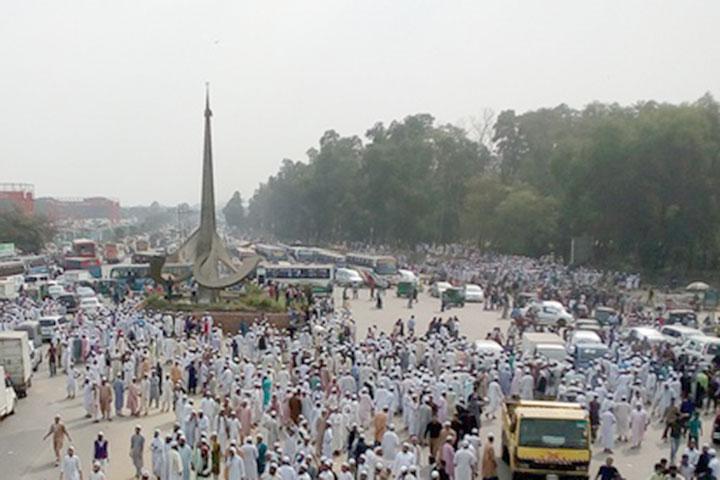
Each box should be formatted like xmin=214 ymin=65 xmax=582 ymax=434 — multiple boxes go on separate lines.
xmin=442 ymin=287 xmax=465 ymax=309
xmin=396 ymin=281 xmax=416 ymax=298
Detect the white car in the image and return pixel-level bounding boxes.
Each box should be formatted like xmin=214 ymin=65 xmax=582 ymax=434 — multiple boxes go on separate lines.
xmin=660 ymin=325 xmax=705 ymax=346
xmin=76 ymin=286 xmax=96 ymax=298
xmin=463 ymin=284 xmax=485 ymax=302
xmin=335 ymin=268 xmax=364 ymax=287
xmin=567 ymin=330 xmax=603 ymax=353
xmin=677 ymin=336 xmax=720 ymax=363
xmin=522 ymin=301 xmax=574 ymax=328
xmin=430 ymin=282 xmax=453 ymax=298
xmin=47 ymin=285 xmax=67 ymax=299
xmin=79 ymin=297 xmax=102 ymax=314
xmin=627 ymin=327 xmax=666 ymax=345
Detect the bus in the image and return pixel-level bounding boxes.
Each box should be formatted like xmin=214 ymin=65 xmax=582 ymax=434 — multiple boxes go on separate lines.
xmin=131 ymin=251 xmax=162 ymax=264
xmin=254 ymin=244 xmax=288 ymax=262
xmin=0 ymin=260 xmax=25 ymax=278
xmin=72 ymin=239 xmax=97 ymax=258
xmin=109 ymin=264 xmax=152 ymax=291
xmin=64 ymin=257 xmax=102 ymax=278
xmin=286 ymin=246 xmax=317 ymax=263
xmin=345 ymin=253 xmax=398 ymax=277
xmin=312 ymin=248 xmax=346 ymax=266
xmin=103 ymin=243 xmax=120 ymax=264
xmin=256 ymin=262 xmax=334 ymax=295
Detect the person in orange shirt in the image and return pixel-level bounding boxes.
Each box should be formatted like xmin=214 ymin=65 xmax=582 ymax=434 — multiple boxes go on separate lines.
xmin=373 ymin=406 xmax=389 ymax=444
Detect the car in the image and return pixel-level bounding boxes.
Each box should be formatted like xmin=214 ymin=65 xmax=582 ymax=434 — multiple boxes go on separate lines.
xmin=627 ymin=327 xmax=666 ymax=345
xmin=522 ymin=300 xmax=574 ymax=328
xmin=593 ymin=306 xmax=618 ymax=326
xmin=38 ymin=315 xmax=63 ymax=342
xmin=677 ymin=336 xmax=720 ymax=363
xmin=28 ymin=340 xmax=42 ymax=372
xmin=660 ymin=325 xmax=705 ymax=346
xmin=76 ymin=286 xmax=96 ymax=298
xmin=574 ymin=319 xmax=602 ymax=333
xmin=430 ymin=281 xmax=453 ymax=298
xmin=574 ymin=343 xmax=609 ymax=368
xmin=666 ymin=309 xmax=698 ymax=328
xmin=47 ymin=285 xmax=67 ymax=299
xmin=567 ymin=330 xmax=603 ymax=353
xmin=474 ymin=340 xmax=503 ymax=368
xmin=463 ymin=284 xmax=485 ymax=302
xmin=79 ymin=297 xmax=102 ymax=314
xmin=57 ymin=294 xmax=79 ymax=314
xmin=335 ymin=268 xmax=364 ymax=287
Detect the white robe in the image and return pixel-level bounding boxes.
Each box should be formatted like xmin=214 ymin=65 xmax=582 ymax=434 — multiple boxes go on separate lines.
xmin=226 ymin=455 xmax=245 ymax=480
xmin=630 ymin=408 xmax=648 ymax=447
xmin=453 ymin=448 xmax=476 ymax=480
xmin=599 ymin=410 xmax=616 ymax=450
xmin=381 ymin=430 xmax=400 ymax=461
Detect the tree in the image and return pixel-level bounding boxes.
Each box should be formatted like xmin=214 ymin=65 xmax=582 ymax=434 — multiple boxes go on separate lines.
xmin=0 ymin=208 xmax=55 ymax=253
xmin=223 ymin=191 xmax=246 ymax=229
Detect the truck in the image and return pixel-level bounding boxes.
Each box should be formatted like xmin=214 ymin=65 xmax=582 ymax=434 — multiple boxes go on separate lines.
xmin=0 ymin=331 xmax=33 ymax=397
xmin=501 ymin=400 xmax=591 ymax=479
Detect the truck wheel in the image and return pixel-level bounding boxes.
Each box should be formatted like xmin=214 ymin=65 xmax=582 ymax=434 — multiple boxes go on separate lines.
xmin=556 ymin=318 xmax=566 ymax=328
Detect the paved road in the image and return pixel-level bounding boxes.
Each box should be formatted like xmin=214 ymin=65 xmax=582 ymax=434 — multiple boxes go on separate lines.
xmin=1 ymin=290 xmax=715 ymax=479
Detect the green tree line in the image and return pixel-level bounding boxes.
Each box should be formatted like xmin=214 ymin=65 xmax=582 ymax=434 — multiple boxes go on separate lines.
xmin=239 ymin=94 xmax=720 ymax=272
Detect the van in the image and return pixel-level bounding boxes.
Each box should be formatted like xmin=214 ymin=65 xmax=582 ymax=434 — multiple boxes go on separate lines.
xmin=660 ymin=325 xmax=705 ymax=346
xmin=522 ymin=333 xmax=568 ymax=363
xmin=0 ymin=366 xmax=17 ymax=418
xmin=574 ymin=343 xmax=609 ymax=368
xmin=0 ymin=331 xmax=33 ymax=397
xmin=38 ymin=315 xmax=63 ymax=342
xmin=627 ymin=327 xmax=666 ymax=345
xmin=679 ymin=336 xmax=720 ymax=363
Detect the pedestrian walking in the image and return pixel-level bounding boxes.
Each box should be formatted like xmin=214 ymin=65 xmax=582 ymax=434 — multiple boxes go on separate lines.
xmin=43 ymin=415 xmax=72 ymax=466
xmin=130 ymin=425 xmax=145 ymax=479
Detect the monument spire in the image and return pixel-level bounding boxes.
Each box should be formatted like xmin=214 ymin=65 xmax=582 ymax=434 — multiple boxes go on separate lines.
xmin=199 ymin=82 xmax=216 ymax=239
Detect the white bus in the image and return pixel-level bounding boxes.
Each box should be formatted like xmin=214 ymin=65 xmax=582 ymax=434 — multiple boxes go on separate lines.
xmin=312 ymin=248 xmax=346 ymax=266
xmin=254 ymin=244 xmax=288 ymax=262
xmin=286 ymin=246 xmax=317 ymax=263
xmin=257 ymin=262 xmax=334 ymax=295
xmin=345 ymin=253 xmax=398 ymax=277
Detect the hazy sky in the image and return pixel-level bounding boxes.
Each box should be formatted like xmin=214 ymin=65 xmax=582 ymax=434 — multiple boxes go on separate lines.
xmin=2 ymin=1 xmax=718 ymax=206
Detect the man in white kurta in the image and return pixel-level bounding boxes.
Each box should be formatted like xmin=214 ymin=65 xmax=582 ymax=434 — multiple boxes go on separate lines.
xmin=614 ymin=398 xmax=631 ymax=442
xmin=226 ymin=447 xmax=246 ymax=480
xmin=60 ymin=447 xmax=82 ymax=480
xmin=630 ymin=404 xmax=649 ymax=448
xmin=453 ymin=441 xmax=476 ymax=480
xmin=486 ymin=379 xmax=504 ymax=418
xmin=599 ymin=408 xmax=617 ymax=453
xmin=381 ymin=425 xmax=400 ymax=462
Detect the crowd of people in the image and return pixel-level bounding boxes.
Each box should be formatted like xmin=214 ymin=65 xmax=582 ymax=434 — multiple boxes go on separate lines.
xmin=1 ymin=249 xmax=719 ymax=480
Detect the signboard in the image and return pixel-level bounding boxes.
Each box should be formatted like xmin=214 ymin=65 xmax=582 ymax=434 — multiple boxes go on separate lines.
xmin=0 ymin=243 xmax=15 ymax=258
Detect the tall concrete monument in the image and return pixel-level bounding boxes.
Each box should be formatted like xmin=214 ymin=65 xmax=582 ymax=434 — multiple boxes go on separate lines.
xmin=155 ymin=86 xmax=261 ymax=302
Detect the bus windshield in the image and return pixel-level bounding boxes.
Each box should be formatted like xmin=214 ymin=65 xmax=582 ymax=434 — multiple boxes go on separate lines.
xmin=375 ymin=258 xmax=397 ymax=275
xmin=519 ymin=419 xmax=588 ymax=449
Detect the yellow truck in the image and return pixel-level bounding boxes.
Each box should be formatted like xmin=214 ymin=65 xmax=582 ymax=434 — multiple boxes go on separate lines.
xmin=501 ymin=400 xmax=591 ymax=479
